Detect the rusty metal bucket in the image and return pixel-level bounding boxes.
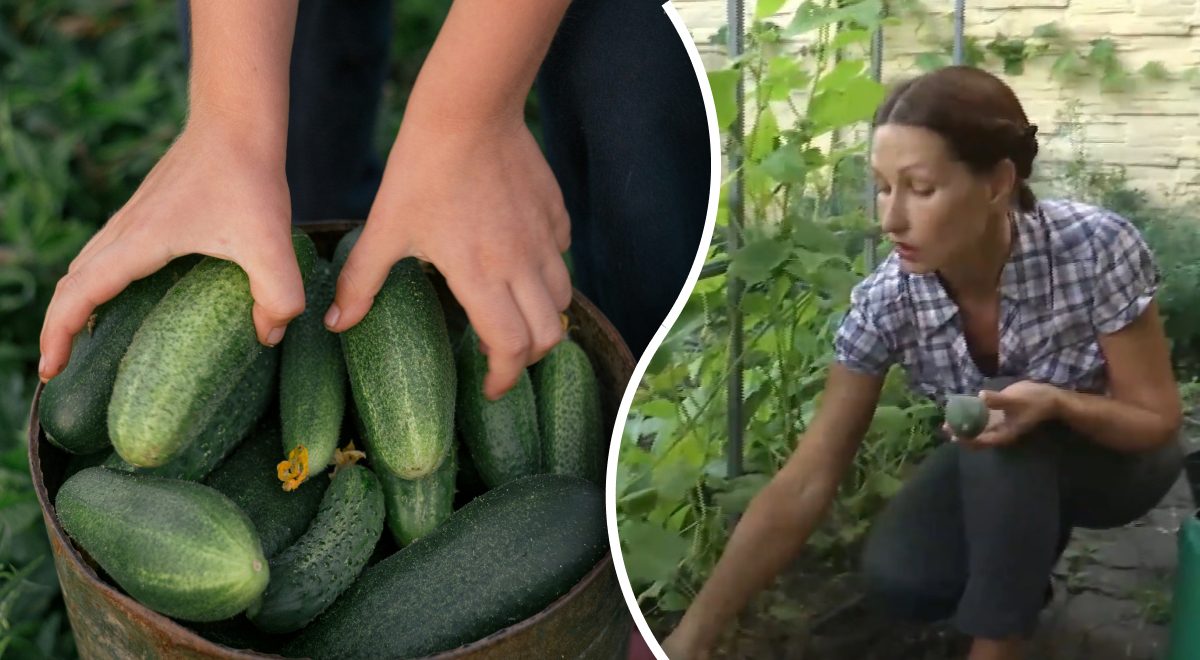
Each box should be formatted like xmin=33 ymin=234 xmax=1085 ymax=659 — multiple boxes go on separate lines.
xmin=28 ymin=221 xmax=634 ymax=659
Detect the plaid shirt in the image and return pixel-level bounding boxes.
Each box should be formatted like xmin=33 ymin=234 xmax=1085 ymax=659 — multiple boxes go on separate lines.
xmin=833 ymin=199 xmax=1161 ymax=403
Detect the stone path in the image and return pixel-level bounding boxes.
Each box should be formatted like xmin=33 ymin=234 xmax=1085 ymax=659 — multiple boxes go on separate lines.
xmin=1030 ymin=449 xmax=1198 ymax=660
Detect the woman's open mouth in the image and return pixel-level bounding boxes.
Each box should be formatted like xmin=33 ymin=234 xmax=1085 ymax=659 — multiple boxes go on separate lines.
xmin=894 ymin=242 xmax=918 ymax=260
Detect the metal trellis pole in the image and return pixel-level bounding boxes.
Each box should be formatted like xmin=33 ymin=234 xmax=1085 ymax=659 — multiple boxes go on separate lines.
xmin=953 ymin=0 xmax=966 ymax=65
xmin=864 ymin=3 xmax=885 ymax=271
xmin=725 ymin=0 xmax=746 ymax=483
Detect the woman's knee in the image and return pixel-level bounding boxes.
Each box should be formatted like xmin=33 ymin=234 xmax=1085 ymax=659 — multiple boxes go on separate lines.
xmin=860 ymin=529 xmax=960 ymax=622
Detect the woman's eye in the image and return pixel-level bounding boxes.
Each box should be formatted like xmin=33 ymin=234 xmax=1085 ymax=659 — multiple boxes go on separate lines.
xmin=912 ymin=186 xmax=934 ymax=197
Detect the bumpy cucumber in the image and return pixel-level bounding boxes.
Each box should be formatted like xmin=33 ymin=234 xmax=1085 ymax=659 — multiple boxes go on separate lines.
xmin=456 ymin=326 xmax=541 ymax=488
xmin=335 ymin=227 xmax=455 ymax=479
xmin=379 ymin=441 xmax=457 ymax=546
xmin=108 ymin=231 xmax=316 ymax=467
xmin=279 ymin=257 xmax=346 ymax=479
xmin=283 ymin=474 xmax=607 ymax=659
xmin=246 ymin=463 xmax=385 ymax=633
xmin=945 ymin=394 xmax=989 ymax=438
xmin=105 ymin=345 xmax=278 ymax=481
xmin=40 ymin=255 xmax=199 ymax=455
xmin=532 ymin=337 xmax=605 ymax=485
xmin=205 ymin=423 xmax=327 ymax=559
xmin=55 ymin=467 xmax=268 ymax=622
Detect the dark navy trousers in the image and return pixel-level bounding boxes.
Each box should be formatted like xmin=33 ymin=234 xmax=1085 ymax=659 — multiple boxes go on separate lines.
xmin=178 ymin=0 xmax=711 ymax=360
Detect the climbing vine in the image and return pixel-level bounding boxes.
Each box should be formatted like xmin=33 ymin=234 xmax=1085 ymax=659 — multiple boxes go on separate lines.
xmin=899 ymin=1 xmax=1200 ymax=92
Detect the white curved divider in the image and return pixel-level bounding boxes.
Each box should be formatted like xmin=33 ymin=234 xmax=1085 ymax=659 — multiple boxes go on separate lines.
xmin=604 ymin=4 xmax=722 ymax=660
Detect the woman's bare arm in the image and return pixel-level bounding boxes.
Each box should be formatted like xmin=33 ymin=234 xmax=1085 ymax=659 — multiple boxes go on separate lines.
xmin=1056 ymin=301 xmax=1182 ymax=451
xmin=661 ymin=364 xmax=886 ymax=657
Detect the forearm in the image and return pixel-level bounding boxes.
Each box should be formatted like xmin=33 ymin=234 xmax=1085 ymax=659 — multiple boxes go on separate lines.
xmin=186 ymin=0 xmax=299 ymax=159
xmin=673 ymin=478 xmax=835 ymax=650
xmin=404 ymin=0 xmax=571 ymax=131
xmin=1053 ymin=388 xmax=1181 ymax=452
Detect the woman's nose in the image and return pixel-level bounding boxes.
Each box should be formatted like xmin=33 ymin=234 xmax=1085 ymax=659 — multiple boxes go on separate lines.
xmin=879 ymin=197 xmax=905 ymax=235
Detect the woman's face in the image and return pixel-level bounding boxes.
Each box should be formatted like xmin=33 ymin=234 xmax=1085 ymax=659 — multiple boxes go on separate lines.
xmin=871 ymin=124 xmax=1004 ymax=275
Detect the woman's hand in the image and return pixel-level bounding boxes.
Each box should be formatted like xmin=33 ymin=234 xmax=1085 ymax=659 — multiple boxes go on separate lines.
xmin=946 ymin=380 xmax=1062 ymax=447
xmin=660 ymin=628 xmax=712 ymax=660
xmin=38 ymin=118 xmax=301 ymax=383
xmin=325 ymin=115 xmax=571 ymax=401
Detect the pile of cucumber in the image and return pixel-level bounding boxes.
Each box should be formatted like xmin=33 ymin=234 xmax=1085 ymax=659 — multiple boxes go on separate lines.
xmin=42 ymin=228 xmax=609 ymax=658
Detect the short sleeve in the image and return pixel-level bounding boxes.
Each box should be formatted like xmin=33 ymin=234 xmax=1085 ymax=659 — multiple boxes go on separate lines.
xmin=833 ymin=295 xmax=895 ymax=376
xmin=1090 ymin=214 xmax=1161 ymax=335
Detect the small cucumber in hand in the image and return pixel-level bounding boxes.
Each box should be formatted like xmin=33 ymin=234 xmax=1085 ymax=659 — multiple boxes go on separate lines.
xmin=945 ymin=394 xmax=988 ymax=438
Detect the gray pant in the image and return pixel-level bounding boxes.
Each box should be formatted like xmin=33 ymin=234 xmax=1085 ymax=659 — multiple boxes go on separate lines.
xmin=860 ymin=377 xmax=1183 ymax=639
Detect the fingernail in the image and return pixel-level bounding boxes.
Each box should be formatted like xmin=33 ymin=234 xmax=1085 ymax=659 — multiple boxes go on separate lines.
xmin=267 ymin=326 xmax=285 ymax=346
xmin=38 ymin=356 xmax=47 ymax=383
xmin=324 ymin=305 xmax=340 ymax=329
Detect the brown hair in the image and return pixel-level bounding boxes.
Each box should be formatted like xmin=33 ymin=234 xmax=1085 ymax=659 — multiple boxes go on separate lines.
xmin=874 ymin=65 xmax=1039 ymax=212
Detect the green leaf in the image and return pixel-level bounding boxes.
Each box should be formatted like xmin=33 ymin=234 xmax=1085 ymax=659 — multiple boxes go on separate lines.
xmin=1032 ymin=22 xmax=1062 ymax=39
xmin=832 ymin=28 xmax=872 ymax=50
xmin=790 ymin=216 xmax=845 ymax=253
xmin=809 ymin=76 xmax=885 ymax=134
xmin=1140 ymin=61 xmax=1170 ymax=81
xmin=787 ymin=0 xmax=883 ymax=35
xmin=0 ymin=267 xmax=36 ymax=313
xmin=1051 ymin=50 xmax=1087 ymax=79
xmin=619 ymin=520 xmax=691 ymax=587
xmin=869 ymin=405 xmax=910 ymax=437
xmin=1101 ymin=67 xmax=1132 ymax=93
xmin=617 ymin=487 xmax=659 ymax=517
xmin=740 ymin=292 xmax=772 ymax=319
xmin=915 ymin=52 xmax=948 ymax=72
xmin=640 ymin=399 xmax=677 ymax=421
xmin=658 ymin=589 xmax=692 ymax=612
xmin=728 ymin=239 xmax=791 ymax=284
xmin=760 ymin=145 xmax=810 ymax=183
xmin=1088 ymin=38 xmax=1117 ymax=65
xmin=1002 ymin=57 xmax=1025 ymax=76
xmin=815 ymin=59 xmax=868 ymax=92
xmin=749 ymin=108 xmax=780 ymax=160
xmin=756 ymin=0 xmax=787 ymax=19
xmin=713 ymin=473 xmax=771 ymax=514
xmin=765 ymin=56 xmax=812 ymax=101
xmin=708 ymin=68 xmax=740 ymax=131
xmin=866 ymin=471 xmax=904 ymax=499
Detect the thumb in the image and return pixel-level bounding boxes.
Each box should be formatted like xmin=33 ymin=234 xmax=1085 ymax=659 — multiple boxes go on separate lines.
xmin=325 ymin=227 xmax=395 ymax=333
xmin=978 ymin=389 xmax=1017 ymax=411
xmin=241 ymin=237 xmax=306 ymax=347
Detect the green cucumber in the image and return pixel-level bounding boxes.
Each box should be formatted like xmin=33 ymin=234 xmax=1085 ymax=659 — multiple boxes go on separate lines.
xmin=54 ymin=467 xmax=268 ymax=622
xmin=279 ymin=257 xmax=346 ymax=477
xmin=40 ymin=255 xmax=199 ymax=455
xmin=109 ymin=231 xmax=316 ymax=467
xmin=379 ymin=441 xmax=457 ymax=546
xmin=456 ymin=326 xmax=541 ymax=488
xmin=532 ymin=337 xmax=605 ymax=486
xmin=283 ymin=474 xmax=607 ymax=659
xmin=945 ymin=394 xmax=989 ymax=438
xmin=104 ymin=345 xmax=278 ymax=481
xmin=205 ymin=423 xmax=327 ymax=559
xmin=335 ymin=227 xmax=455 ymax=479
xmin=246 ymin=463 xmax=385 ymax=633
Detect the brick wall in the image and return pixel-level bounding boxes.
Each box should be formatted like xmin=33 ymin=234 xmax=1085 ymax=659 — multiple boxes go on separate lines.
xmin=675 ymin=0 xmax=1200 ymax=203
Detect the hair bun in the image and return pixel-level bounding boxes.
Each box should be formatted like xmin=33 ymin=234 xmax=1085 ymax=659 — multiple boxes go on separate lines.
xmin=1013 ymin=123 xmax=1039 ymax=179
